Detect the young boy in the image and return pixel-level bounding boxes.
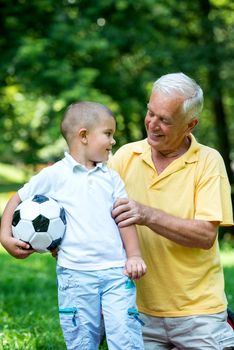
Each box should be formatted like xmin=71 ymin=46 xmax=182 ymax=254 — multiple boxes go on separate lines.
xmin=0 ymin=101 xmax=147 ymax=350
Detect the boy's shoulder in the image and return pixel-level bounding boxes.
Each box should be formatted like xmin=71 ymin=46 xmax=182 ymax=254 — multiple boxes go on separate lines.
xmin=38 ymin=158 xmax=64 ymax=173
xmin=33 ymin=157 xmax=70 ymax=182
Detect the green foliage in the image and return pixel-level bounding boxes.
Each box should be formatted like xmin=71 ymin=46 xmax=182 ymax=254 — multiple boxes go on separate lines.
xmin=0 ymin=0 xmax=233 ymax=180
xmin=0 ymin=163 xmax=27 ymax=184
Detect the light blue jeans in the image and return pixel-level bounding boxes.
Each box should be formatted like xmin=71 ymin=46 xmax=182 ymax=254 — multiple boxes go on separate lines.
xmin=56 ymin=265 xmax=144 ymax=350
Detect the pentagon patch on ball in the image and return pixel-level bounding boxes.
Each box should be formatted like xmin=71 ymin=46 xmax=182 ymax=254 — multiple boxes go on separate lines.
xmin=12 ymin=194 xmax=66 ymax=253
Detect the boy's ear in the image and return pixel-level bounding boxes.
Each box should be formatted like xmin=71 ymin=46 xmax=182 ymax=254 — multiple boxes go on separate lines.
xmin=79 ymin=128 xmax=88 ymax=144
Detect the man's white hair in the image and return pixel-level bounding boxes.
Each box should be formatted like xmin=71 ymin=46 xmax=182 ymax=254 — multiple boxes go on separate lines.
xmin=153 ymin=73 xmax=203 ymax=120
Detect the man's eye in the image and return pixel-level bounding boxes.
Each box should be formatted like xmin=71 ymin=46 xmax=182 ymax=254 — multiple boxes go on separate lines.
xmin=161 ymin=118 xmax=171 ymax=125
xmin=148 ymin=111 xmax=154 ymax=117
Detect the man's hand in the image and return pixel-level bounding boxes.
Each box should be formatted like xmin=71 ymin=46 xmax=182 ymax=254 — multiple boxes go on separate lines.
xmin=112 ymin=198 xmax=145 ymax=227
xmin=1 ymin=236 xmax=35 ymax=259
xmin=124 ymin=256 xmax=147 ymax=280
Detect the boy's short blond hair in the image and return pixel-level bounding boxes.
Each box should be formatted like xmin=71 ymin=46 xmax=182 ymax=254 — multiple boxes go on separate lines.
xmin=61 ymin=101 xmax=114 ymax=145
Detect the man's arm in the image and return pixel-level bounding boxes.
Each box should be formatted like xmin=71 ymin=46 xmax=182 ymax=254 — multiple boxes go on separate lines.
xmin=119 ymin=224 xmax=147 ymax=279
xmin=0 ymin=192 xmax=34 ymax=258
xmin=112 ymin=198 xmax=219 ymax=250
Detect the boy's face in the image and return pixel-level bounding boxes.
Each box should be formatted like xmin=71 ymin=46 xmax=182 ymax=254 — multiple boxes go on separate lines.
xmin=86 ymin=114 xmax=116 ymax=163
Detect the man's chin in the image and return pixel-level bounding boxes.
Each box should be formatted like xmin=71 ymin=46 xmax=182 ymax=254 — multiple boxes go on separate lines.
xmin=147 ymin=136 xmax=160 ymax=147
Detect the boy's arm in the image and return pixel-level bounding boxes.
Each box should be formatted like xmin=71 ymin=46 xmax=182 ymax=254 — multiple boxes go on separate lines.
xmin=119 ymin=225 xmax=147 ymax=280
xmin=0 ymin=193 xmax=34 ymax=259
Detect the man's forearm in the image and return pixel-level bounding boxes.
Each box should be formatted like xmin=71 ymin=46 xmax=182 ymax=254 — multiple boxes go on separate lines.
xmin=141 ymin=204 xmax=219 ymax=249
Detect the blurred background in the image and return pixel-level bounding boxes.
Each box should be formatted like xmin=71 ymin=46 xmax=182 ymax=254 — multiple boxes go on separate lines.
xmin=0 ymin=1 xmax=233 ymax=348
xmin=0 ymin=1 xmax=234 ymax=217
xmin=1 ymin=0 xmax=233 ymax=234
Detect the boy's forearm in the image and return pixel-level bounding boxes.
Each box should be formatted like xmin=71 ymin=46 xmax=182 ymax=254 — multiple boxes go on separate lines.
xmin=120 ymin=225 xmax=147 ymax=279
xmin=0 ymin=193 xmax=21 ymax=244
xmin=0 ymin=193 xmax=33 ymax=258
xmin=119 ymin=225 xmax=142 ymax=258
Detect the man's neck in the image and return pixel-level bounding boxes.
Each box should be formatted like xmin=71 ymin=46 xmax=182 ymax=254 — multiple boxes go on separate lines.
xmin=151 ymin=136 xmax=191 ymax=174
xmin=156 ymin=136 xmax=191 ymax=159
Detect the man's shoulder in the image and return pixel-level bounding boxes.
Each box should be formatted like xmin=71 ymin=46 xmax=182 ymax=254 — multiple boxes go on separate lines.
xmin=197 ymin=142 xmax=223 ymax=162
xmin=114 ymin=139 xmax=148 ymax=156
xmin=195 ymin=141 xmax=227 ymax=176
xmin=109 ymin=139 xmax=148 ymax=175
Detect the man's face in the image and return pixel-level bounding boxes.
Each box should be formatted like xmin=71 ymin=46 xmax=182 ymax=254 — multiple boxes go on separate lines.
xmin=145 ymin=90 xmax=191 ymax=155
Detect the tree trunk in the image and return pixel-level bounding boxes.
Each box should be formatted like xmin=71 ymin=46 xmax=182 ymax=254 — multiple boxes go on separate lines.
xmin=198 ymin=0 xmax=233 ymax=184
xmin=212 ymin=91 xmax=234 ymax=183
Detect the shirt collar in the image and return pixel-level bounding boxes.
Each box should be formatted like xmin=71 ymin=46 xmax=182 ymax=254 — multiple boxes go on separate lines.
xmin=133 ymin=134 xmax=200 ymax=167
xmin=63 ymin=152 xmax=108 ymax=173
xmin=183 ymin=134 xmax=200 ymax=164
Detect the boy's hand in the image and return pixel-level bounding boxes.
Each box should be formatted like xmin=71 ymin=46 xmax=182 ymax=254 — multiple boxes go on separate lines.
xmin=124 ymin=256 xmax=147 ymax=280
xmin=1 ymin=236 xmax=35 ymax=259
xmin=0 ymin=192 xmax=34 ymax=259
xmin=50 ymin=247 xmax=59 ymax=259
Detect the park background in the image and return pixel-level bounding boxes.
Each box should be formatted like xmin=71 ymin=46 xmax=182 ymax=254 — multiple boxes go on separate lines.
xmin=0 ymin=0 xmax=234 ymax=349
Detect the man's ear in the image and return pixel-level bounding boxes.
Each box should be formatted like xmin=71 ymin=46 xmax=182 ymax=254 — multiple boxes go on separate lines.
xmin=79 ymin=128 xmax=88 ymax=144
xmin=187 ymin=118 xmax=199 ymax=134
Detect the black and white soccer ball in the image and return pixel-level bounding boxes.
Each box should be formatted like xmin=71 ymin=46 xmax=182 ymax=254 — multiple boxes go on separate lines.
xmin=12 ymin=194 xmax=66 ymax=253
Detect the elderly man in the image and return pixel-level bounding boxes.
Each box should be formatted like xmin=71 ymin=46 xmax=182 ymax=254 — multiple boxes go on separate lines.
xmin=110 ymin=72 xmax=234 ymax=349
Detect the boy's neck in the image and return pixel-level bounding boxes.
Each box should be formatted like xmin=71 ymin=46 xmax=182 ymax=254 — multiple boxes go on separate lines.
xmin=69 ymin=151 xmax=97 ymax=169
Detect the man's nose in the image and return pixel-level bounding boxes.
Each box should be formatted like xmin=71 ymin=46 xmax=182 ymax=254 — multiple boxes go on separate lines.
xmin=149 ymin=117 xmax=160 ymax=129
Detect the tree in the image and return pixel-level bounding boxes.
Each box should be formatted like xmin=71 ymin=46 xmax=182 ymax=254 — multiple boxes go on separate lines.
xmin=0 ymin=0 xmax=233 ymax=184
xmin=197 ymin=0 xmax=234 ymax=183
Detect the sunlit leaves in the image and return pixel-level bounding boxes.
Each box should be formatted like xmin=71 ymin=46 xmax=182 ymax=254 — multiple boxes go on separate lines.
xmin=0 ymin=0 xmax=233 ymax=168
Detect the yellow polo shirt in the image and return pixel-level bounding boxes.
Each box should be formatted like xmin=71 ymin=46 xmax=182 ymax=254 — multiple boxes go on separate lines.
xmin=109 ymin=134 xmax=233 ymax=317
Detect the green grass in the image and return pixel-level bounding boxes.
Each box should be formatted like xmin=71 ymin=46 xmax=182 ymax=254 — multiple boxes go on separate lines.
xmin=0 ymin=247 xmax=233 ymax=349
xmin=0 ymin=248 xmax=108 ymax=350
xmin=0 ymin=249 xmax=64 ymax=350
xmin=221 ymin=248 xmax=234 ymax=309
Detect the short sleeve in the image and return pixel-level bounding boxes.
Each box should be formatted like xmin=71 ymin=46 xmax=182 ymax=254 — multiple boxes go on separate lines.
xmin=194 ymin=151 xmax=233 ymax=225
xmin=18 ymin=167 xmax=53 ymax=201
xmin=109 ymin=169 xmax=128 ymax=202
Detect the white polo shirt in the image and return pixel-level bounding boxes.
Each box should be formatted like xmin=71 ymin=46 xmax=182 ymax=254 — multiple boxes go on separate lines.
xmin=18 ymin=152 xmax=127 ymax=270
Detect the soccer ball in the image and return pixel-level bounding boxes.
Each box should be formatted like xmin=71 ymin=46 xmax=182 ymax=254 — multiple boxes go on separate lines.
xmin=12 ymin=194 xmax=66 ymax=253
